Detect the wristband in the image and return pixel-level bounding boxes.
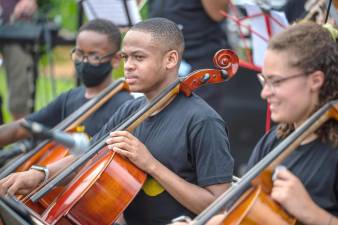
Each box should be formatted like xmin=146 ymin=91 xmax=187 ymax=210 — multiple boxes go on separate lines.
xmin=30 ymin=165 xmax=49 ymax=183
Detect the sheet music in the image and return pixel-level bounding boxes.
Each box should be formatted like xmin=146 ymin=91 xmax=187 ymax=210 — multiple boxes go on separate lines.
xmin=83 ymin=0 xmax=141 ymax=27
xmin=326 ymin=0 xmax=338 ymax=24
xmin=243 ymin=3 xmax=289 ymax=67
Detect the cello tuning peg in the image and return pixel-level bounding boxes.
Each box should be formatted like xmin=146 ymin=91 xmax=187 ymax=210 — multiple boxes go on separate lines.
xmin=221 ymin=70 xmax=228 ymax=80
xmin=200 ymin=73 xmax=210 ymax=83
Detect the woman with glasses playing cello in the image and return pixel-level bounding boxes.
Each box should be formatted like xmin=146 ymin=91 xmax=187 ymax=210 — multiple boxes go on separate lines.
xmin=172 ymin=21 xmax=338 ymax=225
xmin=244 ymin=21 xmax=338 ymax=225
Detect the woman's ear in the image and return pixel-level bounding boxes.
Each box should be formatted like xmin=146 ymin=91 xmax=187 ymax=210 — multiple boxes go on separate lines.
xmin=165 ymin=50 xmax=179 ymax=70
xmin=309 ymin=70 xmax=325 ymax=92
xmin=111 ymin=51 xmax=121 ymax=69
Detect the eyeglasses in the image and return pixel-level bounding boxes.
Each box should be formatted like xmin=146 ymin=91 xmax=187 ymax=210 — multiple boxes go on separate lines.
xmin=71 ymin=48 xmax=115 ymax=66
xmin=257 ymin=72 xmax=310 ymax=92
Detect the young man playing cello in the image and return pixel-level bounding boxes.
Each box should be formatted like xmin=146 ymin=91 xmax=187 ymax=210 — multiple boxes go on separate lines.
xmin=0 ymin=18 xmax=234 ymax=225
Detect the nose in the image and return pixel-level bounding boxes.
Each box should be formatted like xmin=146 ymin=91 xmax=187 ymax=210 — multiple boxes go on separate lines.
xmin=82 ymin=56 xmax=89 ymax=63
xmin=260 ymin=83 xmax=274 ymax=100
xmin=124 ymin=58 xmax=134 ymax=72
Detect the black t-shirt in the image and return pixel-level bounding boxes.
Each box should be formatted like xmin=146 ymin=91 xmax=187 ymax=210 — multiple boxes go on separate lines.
xmin=26 ymin=86 xmax=133 ymax=137
xmin=148 ymin=0 xmax=228 ymax=61
xmin=247 ymin=127 xmax=338 ymax=216
xmin=93 ymin=93 xmax=234 ymax=225
xmin=281 ymin=0 xmax=307 ymax=23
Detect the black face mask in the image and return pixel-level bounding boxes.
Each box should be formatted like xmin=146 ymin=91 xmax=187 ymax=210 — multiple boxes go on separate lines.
xmin=75 ymin=61 xmax=112 ymax=87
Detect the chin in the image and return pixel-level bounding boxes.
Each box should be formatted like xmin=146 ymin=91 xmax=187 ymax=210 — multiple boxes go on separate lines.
xmin=129 ymin=86 xmax=144 ymax=93
xmin=272 ymin=115 xmax=295 ymax=125
xmin=270 ymin=114 xmax=284 ymax=124
xmin=127 ymin=83 xmax=138 ymax=91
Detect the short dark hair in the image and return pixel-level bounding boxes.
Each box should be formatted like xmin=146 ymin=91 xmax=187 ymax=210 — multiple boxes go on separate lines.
xmin=131 ymin=17 xmax=185 ymax=58
xmin=78 ymin=19 xmax=121 ymax=51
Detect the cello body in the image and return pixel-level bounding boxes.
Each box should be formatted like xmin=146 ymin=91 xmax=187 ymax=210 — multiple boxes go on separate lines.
xmin=21 ymin=143 xmax=73 ymax=215
xmin=0 ymin=79 xmax=128 ymax=180
xmin=15 ymin=141 xmax=61 ymax=172
xmin=44 ymin=152 xmax=146 ymax=225
xmin=8 ymin=80 xmax=129 ymax=217
xmin=221 ymin=186 xmax=295 ymax=225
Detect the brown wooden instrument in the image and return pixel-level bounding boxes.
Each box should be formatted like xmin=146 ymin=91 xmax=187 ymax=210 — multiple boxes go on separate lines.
xmin=28 ymin=49 xmax=239 ymax=225
xmin=0 ymin=79 xmax=128 ymax=218
xmin=0 ymin=78 xmax=128 ymax=180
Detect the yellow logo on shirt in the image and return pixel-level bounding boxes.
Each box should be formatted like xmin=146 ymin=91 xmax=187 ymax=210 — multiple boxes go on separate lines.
xmin=142 ymin=177 xmax=165 ymax=196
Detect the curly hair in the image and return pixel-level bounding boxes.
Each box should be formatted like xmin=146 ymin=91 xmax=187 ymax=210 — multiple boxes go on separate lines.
xmin=267 ymin=22 xmax=338 ymax=147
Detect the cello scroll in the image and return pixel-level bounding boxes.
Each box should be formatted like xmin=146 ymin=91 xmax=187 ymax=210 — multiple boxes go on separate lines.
xmin=180 ymin=49 xmax=239 ymax=96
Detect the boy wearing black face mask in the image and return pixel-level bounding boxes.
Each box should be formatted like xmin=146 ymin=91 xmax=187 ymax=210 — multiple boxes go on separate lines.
xmin=0 ymin=19 xmax=133 ymax=146
xmin=74 ymin=49 xmax=115 ymax=87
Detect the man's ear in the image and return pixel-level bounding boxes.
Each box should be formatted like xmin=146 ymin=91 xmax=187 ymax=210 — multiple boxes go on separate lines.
xmin=309 ymin=70 xmax=325 ymax=92
xmin=111 ymin=51 xmax=121 ymax=69
xmin=165 ymin=50 xmax=179 ymax=70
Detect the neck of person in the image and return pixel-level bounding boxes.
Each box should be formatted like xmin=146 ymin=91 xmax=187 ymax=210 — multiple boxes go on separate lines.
xmin=84 ymin=76 xmax=112 ymax=99
xmin=145 ymin=73 xmax=178 ymax=116
xmin=145 ymin=72 xmax=178 ymax=101
xmin=293 ymin=121 xmax=318 ymax=145
xmin=293 ymin=101 xmax=320 ymax=145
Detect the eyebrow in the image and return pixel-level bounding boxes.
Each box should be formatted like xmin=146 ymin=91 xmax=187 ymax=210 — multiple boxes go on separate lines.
xmin=74 ymin=48 xmax=100 ymax=55
xmin=121 ymin=49 xmax=148 ymax=54
xmin=262 ymin=74 xmax=284 ymax=79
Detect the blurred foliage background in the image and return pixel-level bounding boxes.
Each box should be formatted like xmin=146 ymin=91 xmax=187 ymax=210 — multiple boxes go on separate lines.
xmin=38 ymin=0 xmax=78 ymax=31
xmin=0 ymin=0 xmax=148 ymax=123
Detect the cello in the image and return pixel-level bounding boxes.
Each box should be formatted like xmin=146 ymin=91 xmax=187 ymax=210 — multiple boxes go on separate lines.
xmin=0 ymin=78 xmax=128 ymax=179
xmin=185 ymin=99 xmax=338 ymax=225
xmin=27 ymin=49 xmax=239 ymax=225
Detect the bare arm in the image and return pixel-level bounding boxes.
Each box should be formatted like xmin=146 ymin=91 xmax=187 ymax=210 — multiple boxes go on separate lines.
xmin=272 ymin=169 xmax=337 ymax=225
xmin=201 ymin=0 xmax=228 ymax=22
xmin=12 ymin=0 xmax=37 ymax=20
xmin=46 ymin=155 xmax=77 ymax=178
xmin=0 ymin=119 xmax=30 ymax=147
xmin=303 ymin=208 xmax=338 ymax=225
xmin=149 ymin=159 xmax=230 ymax=214
xmin=107 ymin=131 xmax=231 ymax=214
xmin=0 ymin=155 xmax=75 ymax=196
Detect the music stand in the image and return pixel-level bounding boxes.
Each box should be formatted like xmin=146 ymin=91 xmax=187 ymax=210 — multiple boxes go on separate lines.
xmin=81 ymin=0 xmax=141 ymax=27
xmin=326 ymin=0 xmax=338 ymax=23
xmin=221 ymin=2 xmax=288 ymax=132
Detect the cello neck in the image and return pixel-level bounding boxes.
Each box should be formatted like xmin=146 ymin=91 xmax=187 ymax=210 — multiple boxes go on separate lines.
xmin=59 ymin=78 xmax=127 ymax=131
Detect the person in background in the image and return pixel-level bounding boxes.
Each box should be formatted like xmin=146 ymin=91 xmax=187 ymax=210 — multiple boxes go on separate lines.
xmin=0 ymin=18 xmax=133 ymax=146
xmin=0 ymin=0 xmax=38 ymax=120
xmin=148 ymin=0 xmax=229 ymax=76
